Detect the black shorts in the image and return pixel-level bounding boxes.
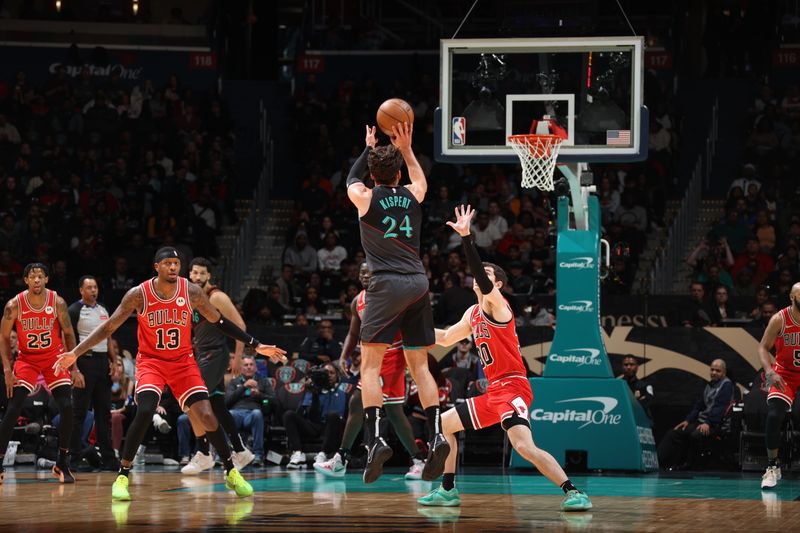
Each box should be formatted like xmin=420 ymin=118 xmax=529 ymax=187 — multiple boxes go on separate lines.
xmin=360 ymin=272 xmax=434 ymax=347
xmin=195 ymin=347 xmax=229 ymax=396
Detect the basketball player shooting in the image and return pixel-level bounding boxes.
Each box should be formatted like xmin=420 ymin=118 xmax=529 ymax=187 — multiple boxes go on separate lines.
xmin=417 ymin=205 xmax=592 ymax=512
xmin=346 ymin=122 xmax=449 ymax=483
xmin=53 ymin=247 xmax=287 ymax=501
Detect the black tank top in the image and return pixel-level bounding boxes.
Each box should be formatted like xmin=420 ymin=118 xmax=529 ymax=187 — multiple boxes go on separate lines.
xmin=192 ymin=287 xmax=227 ymax=352
xmin=359 ymin=185 xmax=424 ymax=275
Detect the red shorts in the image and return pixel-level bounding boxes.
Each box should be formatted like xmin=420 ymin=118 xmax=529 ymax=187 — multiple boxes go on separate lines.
xmin=768 ymin=363 xmax=800 ymax=406
xmin=461 ymin=375 xmax=532 ymax=430
xmin=135 ymin=353 xmax=208 ymax=410
xmin=357 ymin=348 xmax=406 ymax=404
xmin=14 ymin=351 xmax=71 ymax=392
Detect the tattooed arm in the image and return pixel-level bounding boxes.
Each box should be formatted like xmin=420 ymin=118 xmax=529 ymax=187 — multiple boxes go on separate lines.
xmin=1 ymin=298 xmax=19 ymax=398
xmin=53 ymin=287 xmax=143 ymax=373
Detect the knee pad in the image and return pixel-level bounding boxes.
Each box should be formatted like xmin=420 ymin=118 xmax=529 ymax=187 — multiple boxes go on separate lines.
xmin=135 ymin=390 xmax=160 ymax=418
xmin=765 ymin=398 xmax=788 ymax=450
xmin=501 ymin=413 xmax=531 ymax=432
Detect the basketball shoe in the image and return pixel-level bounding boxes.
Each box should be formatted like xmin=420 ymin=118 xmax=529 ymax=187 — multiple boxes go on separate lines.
xmin=225 ymin=468 xmax=254 ymax=497
xmin=232 ymin=448 xmax=255 ymax=471
xmin=417 ymin=486 xmax=461 ymax=506
xmin=53 ymin=460 xmax=75 ymax=484
xmin=182 ymin=451 xmax=214 ymax=474
xmin=561 ymin=490 xmax=593 ymax=511
xmin=761 ymin=465 xmax=781 ymax=489
xmin=363 ymin=437 xmax=393 ymax=483
xmin=421 ymin=433 xmax=450 ymax=481
xmin=314 ymin=452 xmax=347 ymax=478
xmin=111 ymin=475 xmax=131 ymax=501
xmin=404 ymin=458 xmax=425 ymax=480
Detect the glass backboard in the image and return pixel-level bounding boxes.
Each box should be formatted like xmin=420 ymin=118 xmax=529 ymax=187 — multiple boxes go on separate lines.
xmin=436 ymin=37 xmax=647 ymax=163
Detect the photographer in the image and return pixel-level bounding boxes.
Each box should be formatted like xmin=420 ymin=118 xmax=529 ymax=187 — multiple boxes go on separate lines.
xmin=224 ymin=356 xmax=274 ymax=467
xmin=283 ymin=363 xmax=347 ymax=469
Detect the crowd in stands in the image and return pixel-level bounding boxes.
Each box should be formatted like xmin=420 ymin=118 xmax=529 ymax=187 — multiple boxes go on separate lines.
xmin=685 ymin=83 xmax=800 ymax=326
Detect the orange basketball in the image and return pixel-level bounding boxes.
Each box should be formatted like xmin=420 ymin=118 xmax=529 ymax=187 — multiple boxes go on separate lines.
xmin=376 ymin=98 xmax=414 ymax=136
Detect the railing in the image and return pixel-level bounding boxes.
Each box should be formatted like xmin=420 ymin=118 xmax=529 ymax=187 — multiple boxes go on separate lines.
xmin=222 ymin=99 xmax=273 ymax=296
xmin=649 ymin=98 xmax=718 ymax=294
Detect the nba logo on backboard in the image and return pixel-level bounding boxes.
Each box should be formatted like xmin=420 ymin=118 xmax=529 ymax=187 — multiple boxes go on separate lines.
xmin=452 ymin=117 xmax=466 ymax=145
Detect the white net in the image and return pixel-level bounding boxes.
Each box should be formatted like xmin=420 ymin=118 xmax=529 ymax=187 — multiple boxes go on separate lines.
xmin=507 ymin=134 xmax=564 ymax=191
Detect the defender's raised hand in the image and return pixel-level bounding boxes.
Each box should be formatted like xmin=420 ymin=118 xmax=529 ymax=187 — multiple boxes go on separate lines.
xmin=446 ymin=204 xmax=476 ymax=237
xmin=365 ymin=125 xmax=377 ymax=149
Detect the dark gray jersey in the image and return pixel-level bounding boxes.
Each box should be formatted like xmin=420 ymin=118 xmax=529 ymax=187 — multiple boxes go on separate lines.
xmin=192 ymin=287 xmax=227 ymax=353
xmin=359 ymin=185 xmax=424 ymax=275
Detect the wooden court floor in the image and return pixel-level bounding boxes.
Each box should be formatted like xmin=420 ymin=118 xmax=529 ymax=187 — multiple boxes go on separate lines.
xmin=0 ymin=466 xmax=799 ymax=532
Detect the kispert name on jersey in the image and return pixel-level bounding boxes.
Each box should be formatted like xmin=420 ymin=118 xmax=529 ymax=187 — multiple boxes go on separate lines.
xmin=469 ymin=303 xmax=526 ymax=383
xmin=359 ymin=186 xmax=424 ymax=275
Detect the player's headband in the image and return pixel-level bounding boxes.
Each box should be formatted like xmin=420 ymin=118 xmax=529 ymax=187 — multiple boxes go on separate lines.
xmin=153 ymin=247 xmax=180 ymax=263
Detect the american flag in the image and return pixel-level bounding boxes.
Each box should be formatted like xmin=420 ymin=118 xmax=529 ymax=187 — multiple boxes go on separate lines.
xmin=606 ymin=130 xmax=631 ymax=146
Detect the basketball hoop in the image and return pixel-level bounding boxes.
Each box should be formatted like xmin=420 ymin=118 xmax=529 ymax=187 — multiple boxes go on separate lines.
xmin=507 ymin=134 xmax=564 ymax=191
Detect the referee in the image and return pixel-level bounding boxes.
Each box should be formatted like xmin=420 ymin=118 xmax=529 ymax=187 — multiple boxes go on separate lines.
xmin=69 ymin=275 xmax=118 ymax=470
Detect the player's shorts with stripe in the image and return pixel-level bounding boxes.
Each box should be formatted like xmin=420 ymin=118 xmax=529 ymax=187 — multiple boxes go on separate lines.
xmin=360 ymin=272 xmax=434 ymax=347
xmin=14 ymin=351 xmax=71 ymax=392
xmin=456 ymin=375 xmax=532 ymax=431
xmin=135 ymin=352 xmax=208 ymax=410
xmin=357 ymin=348 xmax=407 ymax=404
xmin=768 ymin=363 xmax=800 ymax=406
xmin=195 ymin=346 xmax=229 ymax=396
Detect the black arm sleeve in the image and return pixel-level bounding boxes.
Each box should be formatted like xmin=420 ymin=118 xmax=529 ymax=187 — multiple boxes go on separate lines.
xmin=345 ymin=147 xmax=371 ymax=187
xmin=462 ymin=235 xmax=494 ymax=294
xmin=214 ymin=316 xmax=260 ymax=348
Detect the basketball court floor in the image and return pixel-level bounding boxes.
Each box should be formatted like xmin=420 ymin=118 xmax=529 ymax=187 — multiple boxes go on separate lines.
xmin=0 ymin=466 xmax=798 ymax=531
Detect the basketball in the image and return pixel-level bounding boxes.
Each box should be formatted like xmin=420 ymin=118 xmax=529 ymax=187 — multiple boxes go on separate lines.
xmin=376 ymin=98 xmax=414 ymax=136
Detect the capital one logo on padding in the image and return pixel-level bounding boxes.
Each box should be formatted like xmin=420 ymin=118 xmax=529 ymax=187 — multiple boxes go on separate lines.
xmin=557 ymin=300 xmax=593 ymax=313
xmin=549 ymin=348 xmax=602 ymax=366
xmin=531 ymin=396 xmax=622 ymax=429
xmin=559 ymin=257 xmax=594 ymax=269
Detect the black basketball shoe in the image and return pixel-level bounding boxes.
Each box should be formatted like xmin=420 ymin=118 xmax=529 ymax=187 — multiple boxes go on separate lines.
xmin=363 ymin=438 xmax=393 ymax=484
xmin=421 ymin=433 xmax=450 ymax=481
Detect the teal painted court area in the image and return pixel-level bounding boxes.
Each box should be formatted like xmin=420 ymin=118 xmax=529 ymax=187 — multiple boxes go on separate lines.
xmin=170 ymin=468 xmax=800 ymax=501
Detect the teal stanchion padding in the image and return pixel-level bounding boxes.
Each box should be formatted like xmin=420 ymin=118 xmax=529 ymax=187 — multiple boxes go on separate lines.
xmin=510 ymin=378 xmax=658 ymax=471
xmin=545 ymin=195 xmax=611 ymax=378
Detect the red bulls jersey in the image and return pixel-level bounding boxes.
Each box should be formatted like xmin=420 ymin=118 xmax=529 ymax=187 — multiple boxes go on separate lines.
xmin=15 ymin=289 xmax=64 ymax=356
xmin=137 ymin=277 xmax=193 ymax=360
xmin=469 ymin=302 xmax=526 ymax=384
xmin=357 ymin=290 xmax=403 ymax=355
xmin=775 ymin=306 xmax=800 ymax=371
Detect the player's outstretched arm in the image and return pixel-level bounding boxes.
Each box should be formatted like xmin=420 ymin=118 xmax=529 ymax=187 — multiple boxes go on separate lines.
xmin=346 ymin=125 xmax=376 ymax=215
xmin=189 ymin=283 xmax=287 ymax=364
xmin=759 ymin=312 xmax=785 ymax=391
xmin=392 ymin=122 xmax=427 ymax=203
xmin=447 ymin=204 xmax=512 ymax=322
xmin=53 ymin=286 xmax=143 ymax=374
xmin=435 ymin=306 xmax=474 ymax=348
xmin=1 ymin=298 xmax=19 ymax=398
